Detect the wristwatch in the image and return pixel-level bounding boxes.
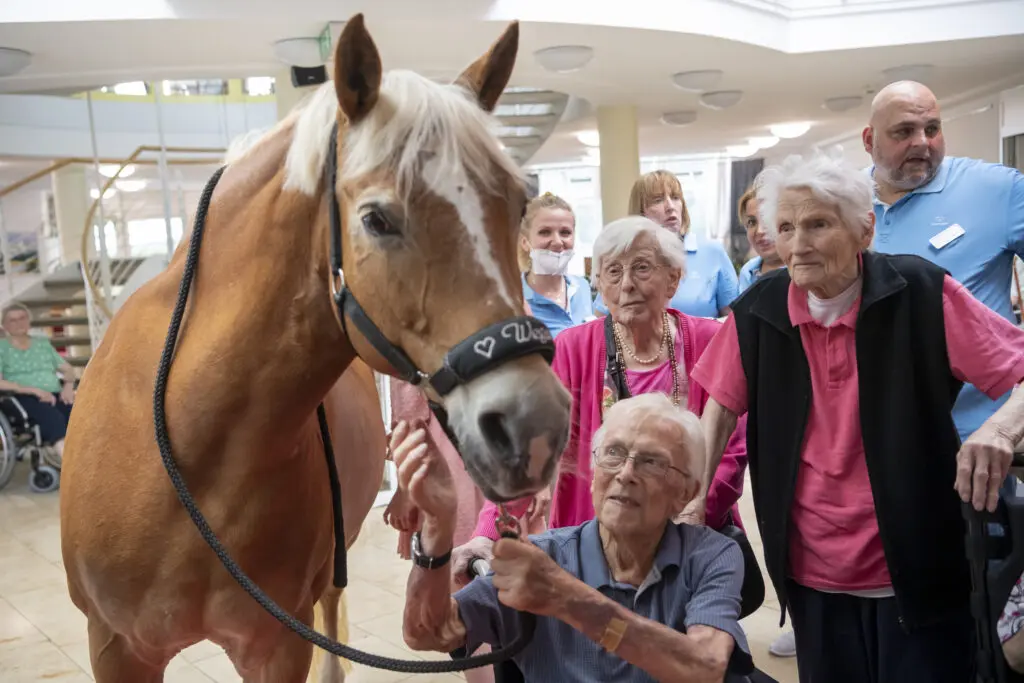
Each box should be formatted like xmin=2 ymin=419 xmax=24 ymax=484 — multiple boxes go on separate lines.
xmin=410 ymin=531 xmax=452 ymax=570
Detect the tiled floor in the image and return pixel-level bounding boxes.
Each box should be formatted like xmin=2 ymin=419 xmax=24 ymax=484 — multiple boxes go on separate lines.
xmin=0 ymin=459 xmax=798 ymax=682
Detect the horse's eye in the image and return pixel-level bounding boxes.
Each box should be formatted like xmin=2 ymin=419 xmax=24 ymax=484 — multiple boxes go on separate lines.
xmin=361 ymin=210 xmax=395 ymax=236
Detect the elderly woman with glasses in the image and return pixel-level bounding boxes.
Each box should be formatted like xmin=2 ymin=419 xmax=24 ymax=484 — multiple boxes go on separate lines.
xmin=691 ymin=153 xmax=1024 ymax=681
xmin=452 ymin=215 xmax=750 ymax=586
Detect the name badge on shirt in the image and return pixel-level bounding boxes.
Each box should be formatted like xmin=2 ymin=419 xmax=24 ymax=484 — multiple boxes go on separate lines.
xmin=929 ymin=223 xmax=965 ymax=250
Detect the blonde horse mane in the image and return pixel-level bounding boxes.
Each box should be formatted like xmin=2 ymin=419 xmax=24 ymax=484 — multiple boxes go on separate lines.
xmin=227 ymin=70 xmax=524 ymax=202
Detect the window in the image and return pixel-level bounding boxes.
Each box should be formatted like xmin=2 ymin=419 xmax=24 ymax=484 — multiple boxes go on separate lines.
xmin=99 ymin=82 xmax=149 ymax=96
xmin=244 ymin=77 xmax=275 ymax=96
xmin=161 ymin=79 xmax=228 ymax=97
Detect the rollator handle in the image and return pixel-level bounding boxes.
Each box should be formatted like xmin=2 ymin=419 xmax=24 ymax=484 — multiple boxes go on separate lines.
xmin=468 ymin=557 xmax=492 ymax=578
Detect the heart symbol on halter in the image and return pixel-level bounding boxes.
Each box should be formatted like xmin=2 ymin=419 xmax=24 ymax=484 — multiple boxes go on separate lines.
xmin=474 ymin=337 xmax=496 ymax=359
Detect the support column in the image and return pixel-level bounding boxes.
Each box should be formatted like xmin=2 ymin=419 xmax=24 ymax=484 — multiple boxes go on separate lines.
xmin=51 ymin=165 xmax=90 ymax=266
xmin=597 ymin=105 xmax=641 ymax=225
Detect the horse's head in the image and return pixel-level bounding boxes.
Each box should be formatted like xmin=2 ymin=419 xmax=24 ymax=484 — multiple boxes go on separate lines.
xmin=321 ymin=15 xmax=571 ymax=502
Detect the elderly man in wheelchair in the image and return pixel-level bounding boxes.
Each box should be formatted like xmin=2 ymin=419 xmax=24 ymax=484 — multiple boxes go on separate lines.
xmin=0 ymin=302 xmax=75 ymax=493
xmin=392 ymin=392 xmax=758 ymax=683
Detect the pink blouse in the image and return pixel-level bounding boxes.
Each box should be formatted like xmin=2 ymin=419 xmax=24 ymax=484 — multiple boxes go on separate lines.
xmin=473 ymin=309 xmax=748 ymax=539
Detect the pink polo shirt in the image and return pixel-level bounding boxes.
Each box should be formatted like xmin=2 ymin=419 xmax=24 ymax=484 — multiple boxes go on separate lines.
xmin=691 ymin=274 xmax=1024 ymax=592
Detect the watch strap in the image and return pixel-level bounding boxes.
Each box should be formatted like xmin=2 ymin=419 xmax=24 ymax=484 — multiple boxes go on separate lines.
xmin=411 ymin=531 xmax=452 ymax=570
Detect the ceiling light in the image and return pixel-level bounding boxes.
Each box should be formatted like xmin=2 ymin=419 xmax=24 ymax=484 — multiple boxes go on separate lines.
xmin=107 ymin=82 xmax=148 ymax=96
xmin=660 ymin=110 xmax=698 ymax=127
xmin=699 ymin=90 xmax=743 ymax=110
xmin=99 ymin=164 xmax=135 ymax=178
xmin=576 ymin=130 xmax=600 ymax=147
xmin=0 ymin=48 xmax=31 ymax=77
xmin=534 ymin=46 xmax=593 ymax=73
xmin=272 ymin=38 xmax=323 ymax=67
xmin=90 ymin=188 xmax=116 ymax=200
xmin=725 ymin=145 xmax=758 ymax=158
xmin=582 ymin=148 xmax=600 ymax=165
xmin=882 ymin=64 xmax=934 ymax=84
xmin=823 ymin=96 xmax=863 ymax=112
xmin=769 ymin=122 xmax=811 ymax=139
xmin=114 ymin=179 xmax=147 ymax=193
xmin=749 ymin=136 xmax=779 ymax=150
xmin=670 ymin=70 xmax=723 ymax=93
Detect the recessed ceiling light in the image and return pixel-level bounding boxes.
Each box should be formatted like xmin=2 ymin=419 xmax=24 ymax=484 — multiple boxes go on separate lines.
xmin=534 ymin=46 xmax=594 ymax=73
xmin=769 ymin=122 xmax=812 ymax=139
xmin=725 ymin=144 xmax=758 ymax=158
xmin=272 ymin=38 xmax=323 ymax=67
xmin=823 ymin=96 xmax=863 ymax=112
xmin=114 ymin=179 xmax=147 ymax=193
xmin=0 ymin=48 xmax=31 ymax=77
xmin=99 ymin=164 xmax=135 ymax=178
xmin=660 ymin=110 xmax=698 ymax=127
xmin=882 ymin=64 xmax=934 ymax=84
xmin=749 ymin=136 xmax=779 ymax=149
xmin=699 ymin=90 xmax=743 ymax=110
xmin=576 ymin=130 xmax=600 ymax=147
xmin=670 ymin=70 xmax=723 ymax=93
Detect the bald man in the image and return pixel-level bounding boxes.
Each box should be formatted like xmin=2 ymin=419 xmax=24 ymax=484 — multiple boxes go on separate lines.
xmin=866 ymin=80 xmax=1024 ymax=442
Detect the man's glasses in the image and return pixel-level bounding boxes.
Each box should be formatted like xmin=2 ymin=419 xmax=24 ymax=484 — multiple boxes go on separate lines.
xmin=594 ymin=444 xmax=685 ymax=479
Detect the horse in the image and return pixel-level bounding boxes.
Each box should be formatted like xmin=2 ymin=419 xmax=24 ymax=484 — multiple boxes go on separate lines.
xmin=59 ymin=14 xmax=572 ymax=683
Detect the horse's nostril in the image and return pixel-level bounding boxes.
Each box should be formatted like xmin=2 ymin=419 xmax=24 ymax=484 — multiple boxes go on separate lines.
xmin=478 ymin=411 xmax=513 ymax=457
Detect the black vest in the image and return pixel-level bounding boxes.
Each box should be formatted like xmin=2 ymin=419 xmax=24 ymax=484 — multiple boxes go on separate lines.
xmin=733 ymin=251 xmax=966 ymax=629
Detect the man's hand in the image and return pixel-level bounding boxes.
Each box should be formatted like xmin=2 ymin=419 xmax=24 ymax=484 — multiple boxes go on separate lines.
xmin=957 ymin=426 xmax=1015 ymax=512
xmin=451 ymin=536 xmax=495 ymax=588
xmin=391 ymin=419 xmax=457 ymax=530
xmin=676 ymin=495 xmax=706 ymax=526
xmin=491 ymin=538 xmax=573 ymax=617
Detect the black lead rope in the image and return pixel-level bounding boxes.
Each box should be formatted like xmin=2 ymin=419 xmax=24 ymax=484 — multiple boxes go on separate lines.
xmin=153 ymin=165 xmax=534 ymax=673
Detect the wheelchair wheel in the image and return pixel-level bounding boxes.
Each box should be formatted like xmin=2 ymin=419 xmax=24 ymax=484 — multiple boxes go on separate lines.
xmin=0 ymin=410 xmax=18 ymax=491
xmin=29 ymin=464 xmax=59 ymax=493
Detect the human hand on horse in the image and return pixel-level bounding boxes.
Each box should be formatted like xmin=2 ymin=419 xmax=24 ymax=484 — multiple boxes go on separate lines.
xmin=391 ymin=419 xmax=458 ymax=544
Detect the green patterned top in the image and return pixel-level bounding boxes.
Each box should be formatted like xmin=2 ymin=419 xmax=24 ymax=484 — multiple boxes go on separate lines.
xmin=0 ymin=337 xmax=66 ymax=394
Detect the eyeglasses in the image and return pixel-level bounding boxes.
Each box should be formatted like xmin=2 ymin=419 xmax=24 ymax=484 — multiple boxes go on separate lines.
xmin=593 ymin=444 xmax=685 ymax=479
xmin=601 ymin=260 xmax=660 ymax=285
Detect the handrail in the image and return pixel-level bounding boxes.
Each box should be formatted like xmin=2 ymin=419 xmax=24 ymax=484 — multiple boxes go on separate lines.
xmin=75 ymin=145 xmax=225 ymax=319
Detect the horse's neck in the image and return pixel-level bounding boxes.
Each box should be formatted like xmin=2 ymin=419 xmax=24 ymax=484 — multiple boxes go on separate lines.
xmin=171 ymin=128 xmax=353 ymax=453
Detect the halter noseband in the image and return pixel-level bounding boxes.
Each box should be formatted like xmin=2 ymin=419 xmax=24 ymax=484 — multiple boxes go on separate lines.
xmin=325 ymin=122 xmax=555 ymax=398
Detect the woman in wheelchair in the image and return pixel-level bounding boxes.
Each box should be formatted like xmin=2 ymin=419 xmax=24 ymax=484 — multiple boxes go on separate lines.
xmin=0 ymin=303 xmax=75 ymax=460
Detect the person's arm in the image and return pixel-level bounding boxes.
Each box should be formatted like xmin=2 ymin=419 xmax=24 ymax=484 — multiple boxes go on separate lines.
xmin=402 ymin=516 xmax=469 ymax=652
xmin=703 ymin=413 xmax=748 ymax=530
xmin=715 ymin=247 xmax=740 ymax=317
xmin=698 ymin=399 xmax=740 ymax=511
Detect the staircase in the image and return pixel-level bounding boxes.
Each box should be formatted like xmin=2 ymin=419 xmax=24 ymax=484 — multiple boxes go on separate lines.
xmin=14 ymin=258 xmax=145 ymax=372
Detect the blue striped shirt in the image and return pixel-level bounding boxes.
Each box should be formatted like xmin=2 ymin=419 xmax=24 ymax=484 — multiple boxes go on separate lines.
xmin=453 ymin=519 xmax=752 ymax=681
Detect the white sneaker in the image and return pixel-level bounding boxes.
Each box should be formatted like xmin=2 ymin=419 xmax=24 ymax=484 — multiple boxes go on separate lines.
xmin=768 ymin=630 xmax=797 ymax=657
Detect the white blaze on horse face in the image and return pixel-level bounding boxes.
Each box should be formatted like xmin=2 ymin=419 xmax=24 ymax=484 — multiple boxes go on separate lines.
xmin=421 ymin=154 xmax=515 ymax=309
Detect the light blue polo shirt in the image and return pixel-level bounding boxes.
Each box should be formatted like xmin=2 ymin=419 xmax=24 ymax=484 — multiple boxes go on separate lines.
xmin=870 ymin=156 xmax=1024 ymax=440
xmin=738 ymin=256 xmax=786 ymax=294
xmin=595 ymin=232 xmax=741 ymax=319
xmin=523 ymin=273 xmax=594 ymax=338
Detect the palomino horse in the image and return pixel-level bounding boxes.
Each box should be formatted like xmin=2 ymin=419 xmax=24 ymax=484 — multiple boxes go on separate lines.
xmin=59 ymin=15 xmax=571 ymax=683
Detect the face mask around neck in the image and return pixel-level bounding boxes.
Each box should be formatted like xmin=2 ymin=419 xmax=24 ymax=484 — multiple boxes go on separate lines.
xmin=530 ymin=248 xmax=574 ymax=276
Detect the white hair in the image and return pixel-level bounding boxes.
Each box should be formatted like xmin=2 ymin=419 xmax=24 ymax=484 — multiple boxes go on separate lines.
xmin=592 ymin=393 xmax=705 ymax=483
xmin=590 ymin=215 xmax=687 ymax=288
xmin=755 ymin=153 xmax=875 ymax=241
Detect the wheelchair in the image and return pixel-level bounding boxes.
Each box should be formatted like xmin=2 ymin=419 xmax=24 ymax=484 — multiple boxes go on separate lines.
xmin=0 ymin=391 xmax=62 ymax=494
xmin=965 ymin=453 xmax=1024 ymax=682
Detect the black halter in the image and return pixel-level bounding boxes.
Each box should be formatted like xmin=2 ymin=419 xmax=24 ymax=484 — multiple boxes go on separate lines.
xmin=325 ymin=122 xmax=555 ymax=402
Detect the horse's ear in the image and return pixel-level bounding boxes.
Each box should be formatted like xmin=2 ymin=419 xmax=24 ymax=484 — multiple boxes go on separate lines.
xmin=455 ymin=22 xmax=519 ymax=112
xmin=333 ymin=14 xmax=382 ymax=123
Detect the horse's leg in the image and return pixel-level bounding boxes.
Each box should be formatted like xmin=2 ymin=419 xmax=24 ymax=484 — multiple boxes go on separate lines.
xmin=88 ymin=616 xmax=166 ymax=683
xmin=310 ymin=585 xmax=346 ymax=683
xmin=247 ymin=603 xmax=316 ymax=683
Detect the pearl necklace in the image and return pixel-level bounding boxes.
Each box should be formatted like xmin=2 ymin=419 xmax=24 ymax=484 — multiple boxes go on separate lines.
xmin=613 ymin=312 xmax=670 ymax=365
xmin=612 ymin=311 xmax=681 ymax=407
